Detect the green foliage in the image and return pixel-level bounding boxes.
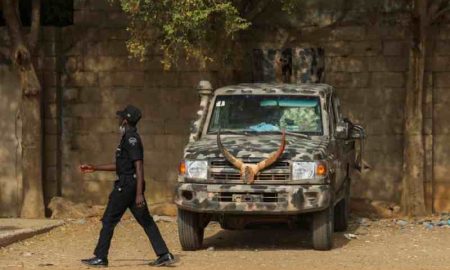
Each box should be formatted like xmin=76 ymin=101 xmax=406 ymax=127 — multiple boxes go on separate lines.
xmin=117 ymin=0 xmax=250 ymax=69
xmin=115 ymin=0 xmax=416 ymax=69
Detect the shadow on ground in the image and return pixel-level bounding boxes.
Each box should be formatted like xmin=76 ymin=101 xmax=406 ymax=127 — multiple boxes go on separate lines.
xmin=202 ymin=217 xmax=362 ymax=251
xmin=0 ymin=226 xmax=20 ymax=231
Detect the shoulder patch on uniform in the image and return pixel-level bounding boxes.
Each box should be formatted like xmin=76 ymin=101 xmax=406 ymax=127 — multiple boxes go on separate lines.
xmin=128 ymin=137 xmax=137 ymax=146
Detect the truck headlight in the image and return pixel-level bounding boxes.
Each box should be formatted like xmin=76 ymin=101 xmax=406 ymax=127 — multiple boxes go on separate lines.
xmin=292 ymin=161 xmax=327 ymax=180
xmin=184 ymin=160 xmax=208 ymax=180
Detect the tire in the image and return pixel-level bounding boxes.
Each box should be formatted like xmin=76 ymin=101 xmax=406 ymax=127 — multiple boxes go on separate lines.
xmin=177 ymin=209 xmax=204 ymax=251
xmin=334 ymin=181 xmax=350 ymax=232
xmin=312 ymin=206 xmax=334 ymax=251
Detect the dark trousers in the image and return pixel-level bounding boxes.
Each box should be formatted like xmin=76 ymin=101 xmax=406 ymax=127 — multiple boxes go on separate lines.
xmin=93 ymin=177 xmax=169 ymax=259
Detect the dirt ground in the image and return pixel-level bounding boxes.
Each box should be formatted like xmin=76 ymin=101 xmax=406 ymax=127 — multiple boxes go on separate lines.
xmin=0 ymin=214 xmax=449 ymax=270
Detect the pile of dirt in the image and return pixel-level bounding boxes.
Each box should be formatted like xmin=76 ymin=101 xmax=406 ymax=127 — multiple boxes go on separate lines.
xmin=149 ymin=202 xmax=177 ymax=216
xmin=48 ymin=197 xmax=103 ymax=219
xmin=350 ymin=198 xmax=401 ymax=218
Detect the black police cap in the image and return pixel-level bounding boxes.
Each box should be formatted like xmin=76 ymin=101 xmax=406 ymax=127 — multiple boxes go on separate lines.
xmin=116 ymin=105 xmax=142 ymax=124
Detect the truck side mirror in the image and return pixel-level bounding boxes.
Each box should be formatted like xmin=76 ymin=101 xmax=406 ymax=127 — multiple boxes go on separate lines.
xmin=349 ymin=124 xmax=365 ymax=139
xmin=335 ymin=121 xmax=349 ymax=139
xmin=348 ymin=124 xmax=367 ymax=173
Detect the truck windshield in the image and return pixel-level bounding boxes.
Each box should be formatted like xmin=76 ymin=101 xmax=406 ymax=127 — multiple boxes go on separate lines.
xmin=208 ymin=95 xmax=323 ymax=135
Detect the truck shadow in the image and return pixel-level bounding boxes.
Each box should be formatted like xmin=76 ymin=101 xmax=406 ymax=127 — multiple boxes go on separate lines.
xmin=203 ymin=217 xmax=362 ymax=251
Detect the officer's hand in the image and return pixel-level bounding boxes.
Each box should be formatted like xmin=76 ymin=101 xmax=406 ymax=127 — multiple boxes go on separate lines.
xmin=135 ymin=194 xmax=146 ymax=208
xmin=80 ymin=164 xmax=95 ymax=173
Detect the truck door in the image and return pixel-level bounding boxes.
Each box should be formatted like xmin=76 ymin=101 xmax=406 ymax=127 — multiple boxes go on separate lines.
xmin=330 ymin=96 xmax=346 ymax=193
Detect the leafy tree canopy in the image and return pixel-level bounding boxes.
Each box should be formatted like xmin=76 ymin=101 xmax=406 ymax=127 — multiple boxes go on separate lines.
xmin=117 ymin=0 xmax=252 ymax=69
xmin=115 ymin=0 xmax=412 ymax=69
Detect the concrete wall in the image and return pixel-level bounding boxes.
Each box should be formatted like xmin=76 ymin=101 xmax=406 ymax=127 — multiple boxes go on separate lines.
xmin=323 ymin=27 xmax=407 ymax=204
xmin=58 ymin=1 xmax=211 ymax=205
xmin=428 ymin=25 xmax=450 ymax=212
xmin=40 ymin=27 xmax=63 ymax=212
xmin=1 ymin=1 xmax=449 ymax=216
xmin=231 ymin=23 xmax=408 ymax=204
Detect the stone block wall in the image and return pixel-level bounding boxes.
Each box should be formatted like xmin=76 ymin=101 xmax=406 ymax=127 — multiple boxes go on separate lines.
xmin=323 ymin=27 xmax=408 ymax=203
xmin=58 ymin=1 xmax=217 ymax=205
xmin=39 ymin=27 xmax=63 ymax=211
xmin=235 ymin=24 xmax=409 ymax=203
xmin=1 ymin=1 xmax=450 ymax=216
xmin=427 ymin=25 xmax=450 ymax=212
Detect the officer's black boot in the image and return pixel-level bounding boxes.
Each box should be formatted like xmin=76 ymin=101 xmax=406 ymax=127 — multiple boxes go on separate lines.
xmin=149 ymin=253 xmax=175 ymax=267
xmin=81 ymin=257 xmax=109 ymax=267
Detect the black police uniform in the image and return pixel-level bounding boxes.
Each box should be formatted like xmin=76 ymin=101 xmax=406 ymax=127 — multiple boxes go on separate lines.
xmin=93 ymin=126 xmax=169 ymax=259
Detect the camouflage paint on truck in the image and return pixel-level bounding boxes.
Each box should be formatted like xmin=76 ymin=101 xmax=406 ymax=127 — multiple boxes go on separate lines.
xmin=175 ymin=183 xmax=331 ymax=214
xmin=177 ymin=83 xmax=349 ymax=214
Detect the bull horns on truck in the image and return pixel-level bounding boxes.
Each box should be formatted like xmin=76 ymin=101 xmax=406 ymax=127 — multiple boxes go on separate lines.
xmin=217 ymin=130 xmax=286 ymax=184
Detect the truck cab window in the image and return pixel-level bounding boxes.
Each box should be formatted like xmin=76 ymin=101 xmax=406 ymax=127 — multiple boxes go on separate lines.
xmin=208 ymin=95 xmax=323 ymax=135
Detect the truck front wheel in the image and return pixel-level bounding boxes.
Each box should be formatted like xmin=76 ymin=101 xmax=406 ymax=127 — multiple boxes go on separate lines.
xmin=178 ymin=209 xmax=204 ymax=251
xmin=312 ymin=206 xmax=334 ymax=250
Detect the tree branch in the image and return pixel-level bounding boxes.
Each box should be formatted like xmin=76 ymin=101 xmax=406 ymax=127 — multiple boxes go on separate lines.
xmin=28 ymin=0 xmax=41 ymax=52
xmin=284 ymin=1 xmax=353 ymax=46
xmin=2 ymin=0 xmax=28 ymax=60
xmin=0 ymin=46 xmax=10 ymax=62
xmin=2 ymin=0 xmax=40 ymax=96
xmin=428 ymin=0 xmax=441 ymax=18
xmin=2 ymin=0 xmax=33 ymax=67
xmin=243 ymin=0 xmax=271 ymax=21
xmin=431 ymin=1 xmax=450 ymax=22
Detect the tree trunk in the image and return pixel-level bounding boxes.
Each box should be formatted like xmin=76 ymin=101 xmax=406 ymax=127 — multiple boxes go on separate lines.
xmin=401 ymin=0 xmax=428 ymax=216
xmin=19 ymin=66 xmax=44 ymax=218
xmin=2 ymin=0 xmax=45 ymax=218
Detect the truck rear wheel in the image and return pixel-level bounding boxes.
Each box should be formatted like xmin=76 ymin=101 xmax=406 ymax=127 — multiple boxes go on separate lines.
xmin=178 ymin=209 xmax=204 ymax=251
xmin=312 ymin=206 xmax=334 ymax=250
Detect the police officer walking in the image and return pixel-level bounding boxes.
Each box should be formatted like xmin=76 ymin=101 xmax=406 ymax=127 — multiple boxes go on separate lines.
xmin=80 ymin=105 xmax=175 ymax=267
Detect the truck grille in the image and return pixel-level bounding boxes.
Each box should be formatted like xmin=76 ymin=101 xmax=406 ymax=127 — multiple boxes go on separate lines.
xmin=210 ymin=172 xmax=290 ymax=181
xmin=216 ymin=192 xmax=279 ymax=203
xmin=210 ymin=160 xmax=290 ymax=168
xmin=208 ymin=159 xmax=291 ymax=183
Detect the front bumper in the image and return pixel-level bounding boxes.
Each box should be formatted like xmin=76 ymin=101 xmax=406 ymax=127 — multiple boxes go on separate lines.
xmin=175 ymin=183 xmax=331 ymax=215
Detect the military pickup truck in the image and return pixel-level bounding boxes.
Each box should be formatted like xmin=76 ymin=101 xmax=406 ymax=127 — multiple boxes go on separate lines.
xmin=175 ymin=81 xmax=365 ymax=251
